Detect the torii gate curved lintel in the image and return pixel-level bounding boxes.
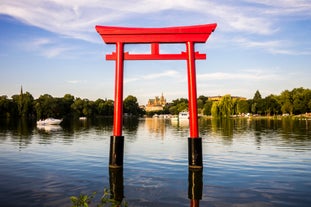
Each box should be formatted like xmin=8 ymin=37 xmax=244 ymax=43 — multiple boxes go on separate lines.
xmin=96 ymin=23 xmax=217 ymax=169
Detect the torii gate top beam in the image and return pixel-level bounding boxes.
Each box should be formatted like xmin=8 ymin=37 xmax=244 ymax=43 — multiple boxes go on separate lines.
xmin=95 ymin=23 xmax=217 ymax=61
xmin=95 ymin=23 xmax=217 ymax=44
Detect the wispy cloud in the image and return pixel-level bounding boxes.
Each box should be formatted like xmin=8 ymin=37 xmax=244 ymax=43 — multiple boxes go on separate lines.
xmin=244 ymin=0 xmax=311 ymax=16
xmin=144 ymin=70 xmax=178 ymax=79
xmin=2 ymin=0 xmax=308 ymax=42
xmin=125 ymin=70 xmax=180 ymax=83
xmin=1 ymin=0 xmax=311 ymax=59
xmin=21 ymin=37 xmax=76 ymax=58
xmin=197 ymin=69 xmax=281 ymax=81
xmin=66 ymin=80 xmax=88 ymax=84
xmin=233 ymin=37 xmax=311 ymax=55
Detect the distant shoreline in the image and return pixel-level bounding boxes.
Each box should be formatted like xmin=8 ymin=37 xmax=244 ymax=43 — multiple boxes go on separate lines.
xmin=201 ymin=114 xmax=311 ymax=120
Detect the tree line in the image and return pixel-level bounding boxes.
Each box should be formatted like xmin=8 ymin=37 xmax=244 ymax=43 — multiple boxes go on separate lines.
xmin=157 ymin=87 xmax=311 ymax=117
xmin=0 ymin=92 xmax=143 ymax=119
xmin=0 ymin=87 xmax=310 ymax=119
xmin=202 ymin=87 xmax=311 ymax=117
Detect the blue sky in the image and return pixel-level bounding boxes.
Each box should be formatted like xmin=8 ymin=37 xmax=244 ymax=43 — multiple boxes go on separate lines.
xmin=1 ymin=0 xmax=310 ymax=105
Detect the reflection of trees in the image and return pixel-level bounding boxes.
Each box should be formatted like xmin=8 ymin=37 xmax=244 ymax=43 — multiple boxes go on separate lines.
xmin=123 ymin=117 xmax=138 ymax=134
xmin=198 ymin=118 xmax=211 ymax=137
xmin=0 ymin=118 xmax=35 ymax=148
xmin=60 ymin=117 xmax=113 ymax=135
xmin=250 ymin=118 xmax=311 ymax=148
xmin=281 ymin=119 xmax=311 ymax=142
xmin=211 ymin=118 xmax=233 ymax=140
xmin=252 ymin=119 xmax=264 ymax=148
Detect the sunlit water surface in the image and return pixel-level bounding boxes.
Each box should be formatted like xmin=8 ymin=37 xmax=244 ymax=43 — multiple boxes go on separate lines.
xmin=0 ymin=118 xmax=311 ymax=207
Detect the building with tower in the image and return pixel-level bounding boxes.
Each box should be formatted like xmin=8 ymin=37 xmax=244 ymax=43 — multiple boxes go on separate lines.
xmin=145 ymin=93 xmax=167 ymax=112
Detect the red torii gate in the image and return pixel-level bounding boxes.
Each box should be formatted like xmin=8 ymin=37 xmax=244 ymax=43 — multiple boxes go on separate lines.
xmin=96 ymin=23 xmax=217 ymax=169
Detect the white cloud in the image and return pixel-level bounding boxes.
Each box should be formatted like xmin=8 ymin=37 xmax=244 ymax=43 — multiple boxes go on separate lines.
xmin=143 ymin=70 xmax=178 ymax=79
xmin=1 ymin=0 xmax=304 ymax=42
xmin=244 ymin=0 xmax=311 ymax=16
xmin=233 ymin=37 xmax=311 ymax=55
xmin=66 ymin=80 xmax=88 ymax=84
xmin=31 ymin=38 xmax=52 ymax=47
xmin=196 ymin=2 xmax=275 ymax=35
xmin=124 ymin=77 xmax=139 ymax=84
xmin=125 ymin=70 xmax=180 ymax=83
xmin=197 ymin=69 xmax=281 ymax=81
xmin=21 ymin=37 xmax=76 ymax=58
xmin=43 ymin=46 xmax=73 ymax=58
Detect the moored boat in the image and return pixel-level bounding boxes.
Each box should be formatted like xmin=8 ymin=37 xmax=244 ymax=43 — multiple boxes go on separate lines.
xmin=37 ymin=118 xmax=62 ymax=125
xmin=178 ymin=111 xmax=189 ymax=120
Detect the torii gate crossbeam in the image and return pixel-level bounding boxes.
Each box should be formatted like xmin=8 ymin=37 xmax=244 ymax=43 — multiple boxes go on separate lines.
xmin=96 ymin=23 xmax=217 ymax=169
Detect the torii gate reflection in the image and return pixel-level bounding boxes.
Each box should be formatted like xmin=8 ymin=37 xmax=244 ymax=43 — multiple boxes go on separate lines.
xmin=96 ymin=24 xmax=216 ymax=206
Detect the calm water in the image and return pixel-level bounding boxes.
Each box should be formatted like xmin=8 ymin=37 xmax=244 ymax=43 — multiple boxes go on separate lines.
xmin=0 ymin=117 xmax=311 ymax=207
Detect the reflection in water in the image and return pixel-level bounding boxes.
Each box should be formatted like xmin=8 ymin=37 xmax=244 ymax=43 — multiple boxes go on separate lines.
xmin=212 ymin=118 xmax=234 ymax=139
xmin=0 ymin=117 xmax=311 ymax=206
xmin=188 ymin=168 xmax=203 ymax=207
xmin=123 ymin=117 xmax=139 ymax=133
xmin=108 ymin=166 xmax=204 ymax=207
xmin=1 ymin=117 xmax=309 ymax=149
xmin=109 ymin=168 xmax=124 ymax=204
xmin=0 ymin=118 xmax=35 ymax=137
xmin=0 ymin=118 xmax=36 ymax=149
xmin=144 ymin=118 xmax=167 ymax=138
xmin=171 ymin=118 xmax=189 ymax=128
xmin=36 ymin=124 xmax=62 ymax=132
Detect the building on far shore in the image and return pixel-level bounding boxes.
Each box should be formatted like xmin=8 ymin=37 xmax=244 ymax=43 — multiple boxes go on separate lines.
xmin=145 ymin=93 xmax=167 ymax=112
xmin=208 ymin=95 xmax=246 ymax=101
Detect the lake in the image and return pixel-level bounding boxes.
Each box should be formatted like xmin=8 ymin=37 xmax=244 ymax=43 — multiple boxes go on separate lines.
xmin=0 ymin=117 xmax=311 ymax=207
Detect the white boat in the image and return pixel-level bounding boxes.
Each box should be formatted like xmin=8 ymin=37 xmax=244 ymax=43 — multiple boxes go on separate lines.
xmin=79 ymin=117 xmax=87 ymax=120
xmin=178 ymin=111 xmax=189 ymax=120
xmin=37 ymin=118 xmax=62 ymax=125
xmin=152 ymin=114 xmax=159 ymax=118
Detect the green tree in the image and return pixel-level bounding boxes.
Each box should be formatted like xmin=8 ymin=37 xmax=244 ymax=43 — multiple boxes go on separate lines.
xmin=82 ymin=99 xmax=94 ymax=117
xmin=12 ymin=92 xmax=34 ymax=117
xmin=218 ymin=94 xmax=233 ymax=118
xmin=168 ymin=98 xmax=188 ymax=115
xmin=0 ymin=95 xmax=11 ymax=117
xmin=35 ymin=94 xmax=59 ymax=119
xmin=95 ymin=98 xmax=114 ymax=116
xmin=123 ymin=95 xmax=142 ymax=116
xmin=236 ymin=99 xmax=249 ymax=115
xmin=168 ymin=105 xmax=178 ymax=115
xmin=263 ymin=94 xmax=281 ymax=116
xmin=211 ymin=101 xmax=219 ymax=117
xmin=278 ymin=90 xmax=293 ymax=115
xmin=62 ymin=94 xmax=75 ymax=116
xmin=251 ymin=90 xmax=263 ymax=114
xmin=203 ymin=100 xmax=213 ymax=116
xmin=71 ymin=98 xmax=84 ymax=117
xmin=292 ymin=87 xmax=311 ymax=114
xmin=197 ymin=95 xmax=208 ymax=114
xmin=231 ymin=98 xmax=238 ymax=115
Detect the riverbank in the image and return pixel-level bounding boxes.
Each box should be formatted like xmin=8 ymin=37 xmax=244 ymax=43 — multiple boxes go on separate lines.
xmin=200 ymin=113 xmax=311 ymax=120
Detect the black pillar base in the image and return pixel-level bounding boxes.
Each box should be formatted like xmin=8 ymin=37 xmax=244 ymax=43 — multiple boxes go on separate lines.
xmin=109 ymin=136 xmax=124 ymax=168
xmin=188 ymin=168 xmax=203 ymax=200
xmin=188 ymin=137 xmax=203 ymax=168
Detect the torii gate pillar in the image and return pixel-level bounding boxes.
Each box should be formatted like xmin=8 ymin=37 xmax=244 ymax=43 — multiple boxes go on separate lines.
xmin=96 ymin=23 xmax=217 ymax=169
